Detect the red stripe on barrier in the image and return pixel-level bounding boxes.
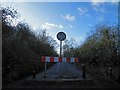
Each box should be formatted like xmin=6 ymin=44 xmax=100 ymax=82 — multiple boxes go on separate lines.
xmin=67 ymin=57 xmax=70 ymax=62
xmin=75 ymin=57 xmax=78 ymax=62
xmin=41 ymin=56 xmax=46 ymax=62
xmin=41 ymin=56 xmax=79 ymax=63
xmin=59 ymin=57 xmax=62 ymax=62
xmin=50 ymin=57 xmax=54 ymax=62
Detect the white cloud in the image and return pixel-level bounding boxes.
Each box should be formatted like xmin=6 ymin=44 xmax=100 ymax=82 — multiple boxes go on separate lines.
xmin=93 ymin=5 xmax=106 ymax=13
xmin=91 ymin=0 xmax=106 ymax=14
xmin=91 ymin=0 xmax=119 ymax=6
xmin=1 ymin=0 xmax=119 ymax=3
xmin=91 ymin=0 xmax=118 ymax=15
xmin=98 ymin=15 xmax=104 ymax=21
xmin=41 ymin=22 xmax=63 ymax=30
xmin=32 ymin=26 xmax=38 ymax=30
xmin=59 ymin=25 xmax=63 ymax=29
xmin=69 ymin=24 xmax=73 ymax=28
xmin=74 ymin=36 xmax=86 ymax=46
xmin=61 ymin=14 xmax=75 ymax=22
xmin=1 ymin=0 xmax=25 ymax=3
xmin=77 ymin=7 xmax=89 ymax=16
xmin=91 ymin=0 xmax=104 ymax=6
xmin=91 ymin=0 xmax=119 ymax=3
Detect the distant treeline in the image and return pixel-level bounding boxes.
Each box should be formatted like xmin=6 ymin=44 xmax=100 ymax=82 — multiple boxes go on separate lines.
xmin=63 ymin=20 xmax=120 ymax=81
xmin=2 ymin=7 xmax=58 ymax=85
xmin=63 ymin=23 xmax=120 ymax=67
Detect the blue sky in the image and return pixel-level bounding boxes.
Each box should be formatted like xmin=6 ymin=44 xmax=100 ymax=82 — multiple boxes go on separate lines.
xmin=2 ymin=1 xmax=118 ymax=47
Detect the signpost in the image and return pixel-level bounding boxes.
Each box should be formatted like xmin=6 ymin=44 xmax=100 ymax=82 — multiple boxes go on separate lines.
xmin=57 ymin=32 xmax=66 ymax=80
xmin=42 ymin=32 xmax=66 ymax=79
xmin=57 ymin=32 xmax=66 ymax=57
xmin=41 ymin=32 xmax=80 ymax=80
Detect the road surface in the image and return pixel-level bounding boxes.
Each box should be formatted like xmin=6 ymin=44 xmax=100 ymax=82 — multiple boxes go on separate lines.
xmin=26 ymin=62 xmax=86 ymax=80
xmin=3 ymin=62 xmax=120 ymax=89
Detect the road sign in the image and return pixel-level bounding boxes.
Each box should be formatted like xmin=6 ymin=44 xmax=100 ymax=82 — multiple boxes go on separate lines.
xmin=41 ymin=56 xmax=79 ymax=63
xmin=57 ymin=32 xmax=66 ymax=41
xmin=57 ymin=32 xmax=66 ymax=57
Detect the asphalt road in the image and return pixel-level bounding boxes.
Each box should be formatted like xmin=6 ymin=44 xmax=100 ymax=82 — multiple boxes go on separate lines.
xmin=4 ymin=62 xmax=120 ymax=89
xmin=26 ymin=62 xmax=85 ymax=80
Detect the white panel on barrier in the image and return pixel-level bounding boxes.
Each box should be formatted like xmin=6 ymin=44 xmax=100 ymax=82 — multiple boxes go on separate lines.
xmin=46 ymin=57 xmax=50 ymax=62
xmin=54 ymin=57 xmax=59 ymax=62
xmin=62 ymin=57 xmax=66 ymax=62
xmin=70 ymin=58 xmax=74 ymax=62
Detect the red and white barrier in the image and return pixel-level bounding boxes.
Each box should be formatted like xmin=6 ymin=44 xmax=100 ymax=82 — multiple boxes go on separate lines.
xmin=41 ymin=56 xmax=79 ymax=63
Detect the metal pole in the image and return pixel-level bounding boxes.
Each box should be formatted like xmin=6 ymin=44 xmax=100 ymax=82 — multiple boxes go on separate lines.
xmin=59 ymin=41 xmax=62 ymax=80
xmin=60 ymin=41 xmax=62 ymax=57
xmin=82 ymin=64 xmax=86 ymax=79
xmin=44 ymin=62 xmax=47 ymax=79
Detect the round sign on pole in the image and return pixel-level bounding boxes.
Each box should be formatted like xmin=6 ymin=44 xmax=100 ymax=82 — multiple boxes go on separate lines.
xmin=57 ymin=32 xmax=66 ymax=41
